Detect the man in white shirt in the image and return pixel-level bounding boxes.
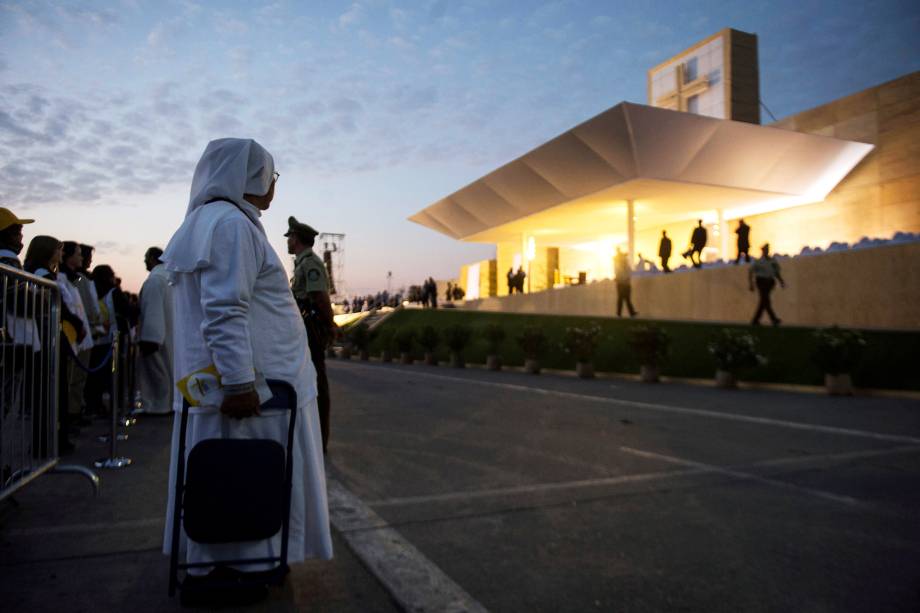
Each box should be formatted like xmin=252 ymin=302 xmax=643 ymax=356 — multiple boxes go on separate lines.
xmin=136 ymin=247 xmax=174 ymax=415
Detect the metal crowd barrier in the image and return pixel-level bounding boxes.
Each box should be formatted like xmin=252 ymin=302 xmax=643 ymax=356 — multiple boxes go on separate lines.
xmin=1 ymin=263 xmax=99 ymax=502
xmin=95 ymin=334 xmax=134 ymax=469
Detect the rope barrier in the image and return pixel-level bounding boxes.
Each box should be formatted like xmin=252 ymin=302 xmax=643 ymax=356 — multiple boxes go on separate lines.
xmin=64 ymin=340 xmax=115 ymax=374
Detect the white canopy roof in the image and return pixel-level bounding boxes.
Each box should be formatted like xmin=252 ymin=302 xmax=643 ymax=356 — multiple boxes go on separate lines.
xmin=409 ymin=102 xmax=873 ymax=243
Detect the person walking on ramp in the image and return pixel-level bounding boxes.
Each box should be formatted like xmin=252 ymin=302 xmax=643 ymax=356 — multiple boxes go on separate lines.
xmin=735 ymin=218 xmax=751 ymax=264
xmin=682 ymin=220 xmax=707 ymax=268
xmin=749 ymin=243 xmax=785 ymax=326
xmin=614 ymin=247 xmax=638 ymax=318
xmin=658 ymin=230 xmax=672 ymax=273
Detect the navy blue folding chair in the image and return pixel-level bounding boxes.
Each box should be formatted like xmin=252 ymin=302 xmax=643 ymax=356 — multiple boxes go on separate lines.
xmin=168 ymin=380 xmax=297 ymax=598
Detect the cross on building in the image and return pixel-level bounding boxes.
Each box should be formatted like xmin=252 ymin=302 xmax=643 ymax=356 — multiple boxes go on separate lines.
xmin=655 ymin=61 xmax=710 ymax=113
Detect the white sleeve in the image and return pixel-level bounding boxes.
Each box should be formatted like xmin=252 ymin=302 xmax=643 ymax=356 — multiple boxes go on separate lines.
xmin=139 ymin=277 xmax=166 ymax=345
xmin=198 ymin=217 xmax=263 ymax=385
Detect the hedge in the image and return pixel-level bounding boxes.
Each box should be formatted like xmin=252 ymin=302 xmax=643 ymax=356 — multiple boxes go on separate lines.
xmin=368 ymin=309 xmax=920 ymax=391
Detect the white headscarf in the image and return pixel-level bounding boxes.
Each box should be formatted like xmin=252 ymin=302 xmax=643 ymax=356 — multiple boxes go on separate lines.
xmin=162 ymin=138 xmax=275 ymax=273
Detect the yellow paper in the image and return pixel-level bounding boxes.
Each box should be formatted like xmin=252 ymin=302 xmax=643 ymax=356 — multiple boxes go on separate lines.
xmin=176 ymin=364 xmax=222 ymax=407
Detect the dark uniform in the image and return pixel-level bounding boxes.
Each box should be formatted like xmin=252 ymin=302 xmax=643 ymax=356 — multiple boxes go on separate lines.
xmin=287 ymin=217 xmax=333 ymax=453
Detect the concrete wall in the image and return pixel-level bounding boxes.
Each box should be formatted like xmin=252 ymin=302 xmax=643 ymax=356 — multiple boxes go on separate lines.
xmin=462 ymin=242 xmax=920 ymax=330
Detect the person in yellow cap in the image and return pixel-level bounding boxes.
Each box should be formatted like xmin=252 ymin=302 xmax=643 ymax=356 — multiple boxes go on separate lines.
xmin=0 ymin=206 xmax=36 ymax=269
xmin=286 ymin=216 xmax=336 ymax=455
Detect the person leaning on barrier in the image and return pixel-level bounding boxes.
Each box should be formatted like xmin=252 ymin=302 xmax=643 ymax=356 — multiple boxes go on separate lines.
xmin=24 ymin=236 xmax=84 ymax=453
xmin=161 ymin=138 xmax=332 ymax=605
xmin=59 ymin=242 xmax=95 ymax=431
xmin=1 ymin=208 xmax=40 ymax=469
xmin=286 ymin=216 xmax=336 ymax=455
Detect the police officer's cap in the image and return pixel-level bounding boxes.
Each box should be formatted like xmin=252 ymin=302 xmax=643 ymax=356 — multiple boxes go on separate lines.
xmin=285 ymin=216 xmax=318 ymax=241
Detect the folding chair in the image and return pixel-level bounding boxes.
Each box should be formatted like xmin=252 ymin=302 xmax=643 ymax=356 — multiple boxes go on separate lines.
xmin=168 ymin=379 xmax=297 ymax=598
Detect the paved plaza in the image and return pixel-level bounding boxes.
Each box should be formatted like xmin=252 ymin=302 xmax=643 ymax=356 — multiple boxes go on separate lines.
xmin=326 ymin=360 xmax=920 ymax=612
xmin=2 ymin=361 xmax=919 ymax=611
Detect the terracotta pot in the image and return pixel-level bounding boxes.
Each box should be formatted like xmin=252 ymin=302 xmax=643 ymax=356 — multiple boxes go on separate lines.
xmin=576 ymin=361 xmax=594 ymax=379
xmin=450 ymin=352 xmax=465 ymax=368
xmin=359 ymin=350 xmax=370 ymax=361
xmin=640 ymin=364 xmax=659 ymax=383
xmin=381 ymin=349 xmax=392 ymax=363
xmin=400 ymin=352 xmax=413 ymax=365
xmin=524 ymin=358 xmax=541 ymax=374
xmin=486 ymin=355 xmax=502 ymax=371
xmin=424 ymin=352 xmax=438 ymax=366
xmin=825 ymin=373 xmax=853 ymax=396
xmin=715 ymin=369 xmax=736 ymax=389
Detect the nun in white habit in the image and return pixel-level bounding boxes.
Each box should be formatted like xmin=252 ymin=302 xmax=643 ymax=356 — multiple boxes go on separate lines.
xmin=136 ymin=248 xmax=174 ymax=415
xmin=161 ymin=138 xmax=333 ymax=575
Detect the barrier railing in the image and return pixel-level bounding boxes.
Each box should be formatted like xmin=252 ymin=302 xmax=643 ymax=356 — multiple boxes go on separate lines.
xmin=95 ymin=334 xmax=133 ymax=469
xmin=1 ymin=263 xmax=99 ymax=502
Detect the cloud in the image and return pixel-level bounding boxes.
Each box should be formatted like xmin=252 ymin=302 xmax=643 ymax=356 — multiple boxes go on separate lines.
xmin=591 ymin=15 xmax=612 ymax=27
xmin=388 ymin=36 xmax=413 ymax=50
xmin=214 ymin=14 xmax=249 ymax=35
xmin=338 ymin=3 xmax=363 ymax=28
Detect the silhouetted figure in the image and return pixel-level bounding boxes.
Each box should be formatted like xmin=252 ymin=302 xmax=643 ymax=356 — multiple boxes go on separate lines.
xmin=749 ymin=243 xmax=785 ymax=326
xmin=451 ymin=285 xmax=465 ymax=300
xmin=735 ymin=219 xmax=751 ymax=264
xmin=682 ymin=220 xmax=707 ymax=268
xmin=445 ymin=281 xmax=453 ymax=301
xmin=428 ymin=276 xmax=438 ymax=309
xmin=506 ymin=267 xmax=515 ymax=294
xmin=658 ymin=230 xmax=672 ymax=273
xmin=514 ymin=267 xmax=526 ymax=293
xmin=614 ymin=247 xmax=637 ymax=318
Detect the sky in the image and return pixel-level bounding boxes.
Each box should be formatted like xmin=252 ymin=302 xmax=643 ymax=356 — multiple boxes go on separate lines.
xmin=1 ymin=0 xmax=918 ymax=295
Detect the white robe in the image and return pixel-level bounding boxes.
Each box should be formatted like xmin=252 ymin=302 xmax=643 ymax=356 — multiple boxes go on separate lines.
xmin=137 ymin=264 xmax=174 ymax=415
xmin=162 ymin=201 xmax=332 ymax=569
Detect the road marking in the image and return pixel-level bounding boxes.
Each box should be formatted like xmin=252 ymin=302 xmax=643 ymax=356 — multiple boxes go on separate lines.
xmin=620 ymin=446 xmax=866 ymax=507
xmin=363 ymin=445 xmax=920 ymax=508
xmin=366 ymin=467 xmax=708 ymax=507
xmin=332 ymin=362 xmax=920 ymax=445
xmin=327 ymin=476 xmax=488 ymax=613
xmin=6 ymin=517 xmax=164 ymax=537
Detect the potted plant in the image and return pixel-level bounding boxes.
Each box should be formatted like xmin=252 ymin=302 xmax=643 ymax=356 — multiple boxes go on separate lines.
xmin=628 ymin=324 xmax=670 ymax=383
xmin=348 ymin=322 xmax=371 ymax=361
xmin=482 ymin=323 xmax=505 ymax=371
xmin=707 ymin=329 xmax=766 ymax=388
xmin=418 ymin=325 xmax=440 ymax=365
xmin=563 ymin=323 xmax=602 ymax=379
xmin=340 ymin=336 xmax=352 ymax=360
xmin=812 ymin=326 xmax=866 ymax=395
xmin=375 ymin=327 xmax=395 ymax=363
xmin=517 ymin=326 xmax=547 ymax=374
xmin=443 ymin=323 xmax=472 ymax=368
xmin=394 ymin=328 xmax=416 ymax=365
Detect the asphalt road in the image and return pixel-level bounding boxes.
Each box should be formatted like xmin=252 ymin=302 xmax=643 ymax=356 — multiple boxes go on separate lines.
xmin=325 ymin=359 xmax=920 ymax=613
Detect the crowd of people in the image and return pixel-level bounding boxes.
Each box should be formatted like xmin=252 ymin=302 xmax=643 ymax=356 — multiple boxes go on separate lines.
xmin=1 ymin=207 xmax=139 ymax=455
xmin=343 ymin=290 xmax=403 ymax=313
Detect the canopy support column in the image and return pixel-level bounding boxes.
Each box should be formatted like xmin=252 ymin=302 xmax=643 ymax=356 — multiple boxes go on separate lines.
xmin=627 ymin=199 xmax=635 ymax=269
xmin=718 ymin=208 xmax=728 ymax=262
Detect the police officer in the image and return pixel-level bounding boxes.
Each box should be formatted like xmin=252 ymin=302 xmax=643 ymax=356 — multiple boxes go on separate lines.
xmin=287 ymin=216 xmax=336 ymax=454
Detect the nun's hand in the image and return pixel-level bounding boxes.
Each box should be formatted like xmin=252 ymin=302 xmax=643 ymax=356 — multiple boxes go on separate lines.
xmin=220 ymin=390 xmax=261 ymax=419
